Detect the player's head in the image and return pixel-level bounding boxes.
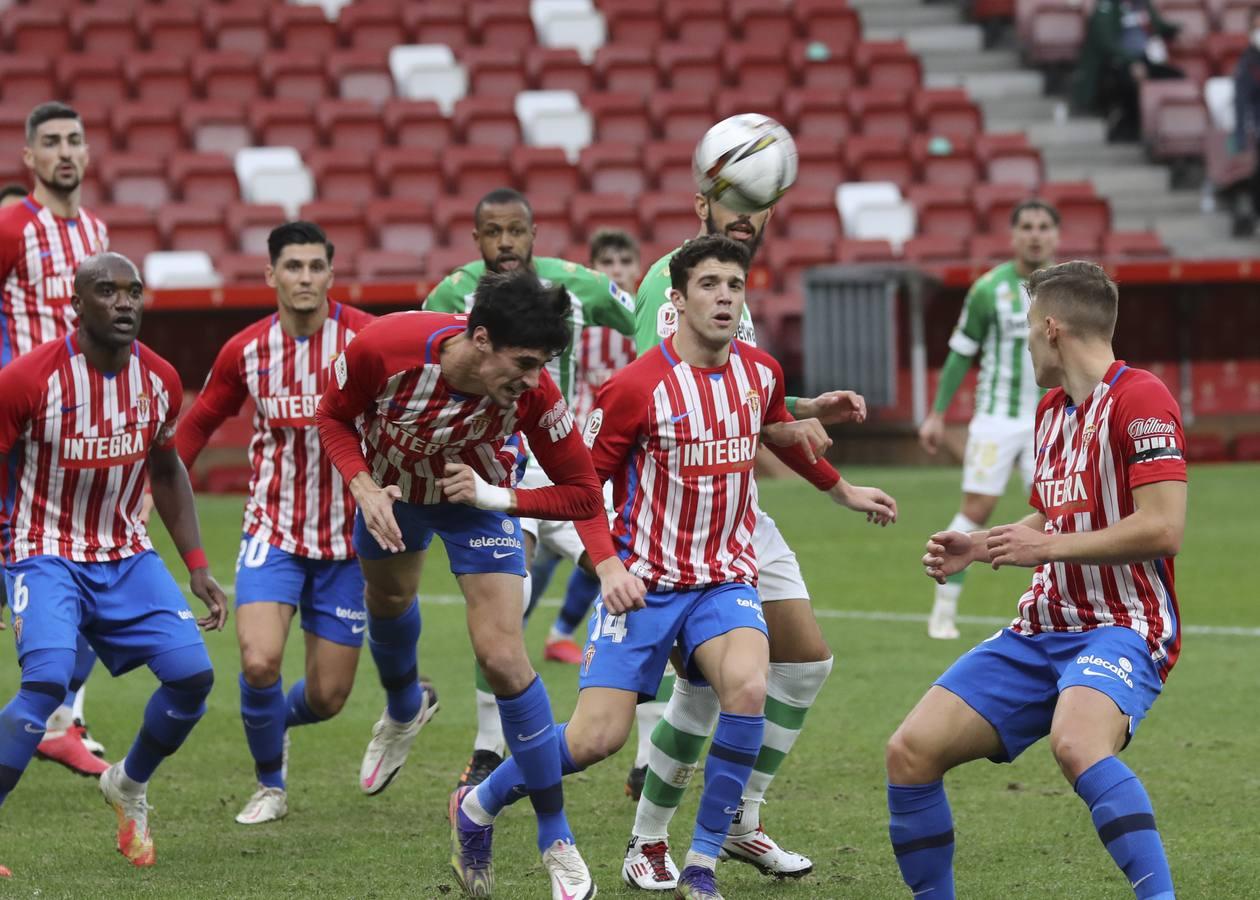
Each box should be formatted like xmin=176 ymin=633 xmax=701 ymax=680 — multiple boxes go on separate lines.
xmin=72 ymin=253 xmax=144 ymax=349
xmin=0 ymin=183 xmax=27 ymax=207
xmin=474 ymin=188 xmax=536 ymax=273
xmin=668 ymin=234 xmax=750 ymax=350
xmin=1010 ymin=200 xmax=1059 ymax=272
xmin=24 ymin=102 xmax=88 ymax=197
xmin=466 ymin=269 xmax=571 ymax=407
xmin=266 ymin=220 xmax=335 ymax=315
xmin=1026 ymin=260 xmax=1118 ymax=387
xmin=589 ymin=229 xmax=641 ymax=288
xmin=694 ymin=193 xmax=773 ymax=262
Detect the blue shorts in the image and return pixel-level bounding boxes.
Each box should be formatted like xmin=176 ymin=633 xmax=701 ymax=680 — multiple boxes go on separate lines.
xmin=353 ymin=501 xmax=526 ymax=577
xmin=235 ymin=533 xmax=366 ymax=648
xmin=936 ymin=626 xmax=1164 ymax=763
xmin=5 ymin=552 xmax=205 ymax=676
xmin=579 ymin=582 xmax=768 ymax=702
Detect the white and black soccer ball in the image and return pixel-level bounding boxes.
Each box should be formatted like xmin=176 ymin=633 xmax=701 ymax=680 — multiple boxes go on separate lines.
xmin=693 ymin=114 xmax=799 ymax=214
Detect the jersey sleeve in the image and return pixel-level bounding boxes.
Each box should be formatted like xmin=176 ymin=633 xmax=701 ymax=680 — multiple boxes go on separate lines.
xmin=142 ymin=350 xmax=184 ymax=449
xmin=571 ymin=266 xmax=637 ymax=337
xmin=515 ymin=372 xmax=603 ymax=521
xmin=1027 ymin=391 xmax=1059 ymax=514
xmin=316 ymin=324 xmax=388 ymax=485
xmin=0 ymin=209 xmax=23 ymax=293
xmin=947 ymin=278 xmax=993 ymax=358
xmin=756 ymin=348 xmax=842 ymax=491
xmin=633 ymin=263 xmax=675 ymax=355
xmin=422 ymin=272 xmax=470 ymax=313
xmin=175 ymin=336 xmax=249 ymax=466
xmin=0 ymin=358 xmax=40 ymax=456
xmin=1112 ymin=375 xmax=1187 ymax=490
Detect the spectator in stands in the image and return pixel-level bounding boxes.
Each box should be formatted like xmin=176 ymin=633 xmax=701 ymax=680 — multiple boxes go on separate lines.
xmin=1071 ymin=0 xmax=1182 ymax=142
xmin=1230 ymin=8 xmax=1260 ymax=235
xmin=0 ymin=184 xmax=27 ymax=207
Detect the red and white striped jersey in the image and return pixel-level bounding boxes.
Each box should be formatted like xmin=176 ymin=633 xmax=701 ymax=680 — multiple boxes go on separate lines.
xmin=577 ymin=337 xmax=814 ymax=590
xmin=0 ymin=335 xmax=181 ymax=564
xmin=573 ymin=325 xmax=636 ymax=426
xmin=0 ymin=196 xmax=109 ymax=366
xmin=1014 ymin=361 xmax=1187 ymax=678
xmin=176 ymin=302 xmax=374 ymax=560
xmin=317 ymin=311 xmax=602 ymax=520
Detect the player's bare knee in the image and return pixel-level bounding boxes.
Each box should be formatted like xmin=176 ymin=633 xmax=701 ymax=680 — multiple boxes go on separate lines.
xmin=1048 ymin=729 xmax=1105 ymax=782
xmin=240 ymin=652 xmax=282 ymax=689
xmin=476 ymin=645 xmax=532 ymax=695
xmin=885 ymin=726 xmax=939 ymax=784
xmin=719 ymin=670 xmax=767 ymax=716
xmin=306 ymin=677 xmax=352 ymax=718
xmin=362 ymin=585 xmax=412 ymax=618
xmin=565 ymin=712 xmax=631 ymax=765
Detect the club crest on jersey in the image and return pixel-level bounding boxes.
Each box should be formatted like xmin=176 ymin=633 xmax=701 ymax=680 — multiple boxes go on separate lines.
xmin=657 ymin=303 xmax=678 ymax=338
xmin=464 ymin=415 xmax=490 ymax=440
xmin=581 ymin=642 xmax=596 ymax=676
xmin=12 ymin=617 xmax=21 ymax=642
xmin=1081 ymin=423 xmax=1096 ymax=448
xmin=539 ymin=399 xmax=575 ymax=442
xmin=135 ymin=392 xmax=150 ymax=419
xmin=744 ymin=388 xmax=761 ymax=416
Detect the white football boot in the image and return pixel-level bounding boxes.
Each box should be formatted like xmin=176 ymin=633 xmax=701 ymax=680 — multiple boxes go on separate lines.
xmin=622 ymin=835 xmax=679 ymax=890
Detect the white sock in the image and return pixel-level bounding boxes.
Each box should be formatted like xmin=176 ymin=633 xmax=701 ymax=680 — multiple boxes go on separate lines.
xmin=548 ymin=624 xmax=573 ymax=642
xmin=634 ymin=701 xmax=665 ymax=769
xmin=462 ymin=785 xmax=496 ymax=826
xmin=633 ymin=678 xmax=721 ymax=839
xmin=932 ymin=581 xmax=964 ymax=616
xmin=71 ymin=684 xmax=86 ymax=722
xmin=117 ymin=766 xmax=147 ymax=795
xmin=473 ymin=689 xmax=505 ymax=755
xmin=45 ymin=704 xmax=74 ymax=733
xmin=683 ymin=850 xmax=717 ymax=872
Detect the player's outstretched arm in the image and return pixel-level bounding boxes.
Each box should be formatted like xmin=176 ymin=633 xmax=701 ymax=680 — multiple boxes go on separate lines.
xmin=762 ymin=418 xmax=832 ymax=464
xmin=792 ymin=390 xmax=868 ymax=426
xmin=924 ymin=511 xmax=1046 ymax=583
xmin=148 ymin=444 xmax=228 ymax=630
xmin=349 ymin=472 xmax=404 ymax=554
xmin=828 ymin=479 xmax=898 ymax=526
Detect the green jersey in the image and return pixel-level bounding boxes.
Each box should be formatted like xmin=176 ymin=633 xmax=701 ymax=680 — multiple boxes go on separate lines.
xmin=948 ymin=261 xmax=1042 ymax=420
xmin=633 ymin=247 xmax=757 ymax=355
xmin=422 ymin=256 xmax=636 ymax=403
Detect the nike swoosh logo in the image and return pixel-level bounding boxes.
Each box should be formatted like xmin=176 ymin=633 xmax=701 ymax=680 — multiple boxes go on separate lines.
xmin=243 ymin=719 xmax=272 ymax=730
xmin=165 ymin=708 xmax=201 ymax=721
xmin=24 ymin=723 xmax=44 ymax=734
xmin=492 ymin=550 xmax=514 ymax=559
xmin=351 ymin=623 xmax=367 ymax=634
xmin=60 ymin=403 xmax=85 ymax=413
xmin=912 ymin=890 xmax=935 ymax=896
xmin=517 ymin=726 xmax=549 ymax=742
xmin=670 ymin=409 xmax=693 ymax=424
xmin=256 ymin=367 xmax=270 ymax=376
xmin=722 ymin=806 xmax=739 ymax=815
xmin=1131 ymin=873 xmax=1154 ymax=889
xmin=1082 ymin=667 xmax=1114 ymax=679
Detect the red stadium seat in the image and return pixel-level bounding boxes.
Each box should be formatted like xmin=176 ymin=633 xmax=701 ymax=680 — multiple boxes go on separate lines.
xmin=975 ymin=133 xmax=1043 ymax=188
xmin=571 ymin=193 xmax=639 ymax=238
xmin=383 ymin=100 xmax=454 ymax=148
xmin=768 ymin=239 xmax=834 ymax=293
xmin=97 ymin=205 xmax=163 ymax=260
xmin=72 ymin=7 xmax=140 ymax=55
xmin=603 ymin=0 xmax=665 ymax=45
xmin=903 ymin=234 xmax=967 ymax=264
xmin=912 ymin=134 xmax=981 ymax=188
xmin=785 ymin=87 xmax=853 ymax=141
xmin=192 ymin=53 xmax=264 ymax=102
xmin=528 ymin=48 xmax=594 ymax=94
xmin=318 ymin=100 xmax=388 ymax=154
xmin=442 ymin=146 xmax=512 ymax=197
xmin=309 ymin=149 xmax=377 ymax=203
xmin=580 ymin=143 xmax=649 ymax=196
xmin=339 ymin=2 xmax=409 ymax=52
xmin=723 ymin=43 xmax=794 ymax=95
xmin=227 ymin=203 xmax=287 ymax=255
xmin=793 ymin=0 xmax=860 ymax=51
xmin=529 ymin=194 xmax=573 ymax=256
xmin=643 ymin=141 xmax=695 ymax=194
xmin=113 ymin=105 xmax=185 ymax=156
xmin=794 ymin=135 xmax=848 ymax=195
xmin=791 ymin=41 xmax=859 ymax=92
xmin=468 ymin=3 xmax=536 ymax=48
xmin=269 ymin=5 xmax=338 ymax=54
xmin=639 ymin=192 xmax=696 ymax=245
xmin=1168 ymin=44 xmax=1211 ymax=86
xmin=0 ymin=58 xmax=56 ymax=108
xmin=1055 ymin=232 xmax=1101 ymax=258
xmin=856 ymin=41 xmax=922 ymax=90
xmin=126 ymin=56 xmax=194 ymax=107
xmin=587 ymin=92 xmax=654 ymax=144
xmin=1233 ymin=432 xmax=1260 ymax=461
xmin=731 ymin=0 xmax=797 ymax=45
xmin=249 ymin=101 xmax=322 ymax=154
xmin=169 ymin=152 xmax=239 ymax=207
xmin=375 ymin=147 xmax=444 ymax=199
xmin=159 ymin=204 xmax=231 ymax=257
xmin=835 ymin=238 xmax=897 ymax=263
xmin=1024 ymin=3 xmax=1086 ymax=65
xmin=404 ymin=5 xmax=470 ymax=48
xmin=0 ymin=109 xmax=27 ymax=168
xmin=367 ymin=199 xmax=438 ymax=256
xmin=4 ymin=8 xmax=70 ymax=56
xmin=262 ymin=53 xmax=330 ymax=102
xmin=596 ymin=45 xmax=659 ymax=94
xmin=57 ymin=56 xmax=128 ymax=106
xmin=299 ymin=202 xmax=370 ymax=259
xmin=1039 ymin=182 xmax=1110 ymax=240
xmin=845 ymin=135 xmax=915 ymax=187
xmin=99 ymin=155 xmax=171 ymax=209
xmin=1148 ymin=95 xmax=1209 ymax=159
xmin=327 ymin=51 xmax=395 ymax=106
xmin=433 ymin=195 xmax=480 ymax=247
xmin=138 ymin=8 xmax=205 ymax=57
xmin=849 ymin=88 xmax=915 ymax=139
xmin=359 ymin=250 xmax=426 ymax=283
xmin=510 ymin=147 xmax=580 ymax=197
xmin=907 ymin=184 xmax=978 ymax=236
xmin=1102 ymin=231 xmax=1169 ymax=259
xmin=217 ymin=253 xmax=269 ymax=285
xmin=715 ymin=88 xmax=787 ymax=127
xmin=462 ymin=47 xmax=530 ymax=98
xmin=182 ymin=101 xmax=253 ymax=156
xmin=658 ymin=44 xmax=723 ymax=94
xmin=968 ymin=233 xmax=1014 ymax=264
xmin=1159 ymin=1 xmax=1212 ymax=46
xmin=667 ymin=0 xmax=729 ymax=44
xmin=204 ymin=4 xmax=271 ymax=54
xmin=914 ymin=88 xmax=983 ymax=139
xmin=1185 ymin=433 xmax=1229 ymax=462
xmin=426 ymin=245 xmax=479 ymax=280
xmin=772 ymin=191 xmax=842 ymax=243
xmin=653 ymin=90 xmax=713 ymax=145
xmin=973 ymin=182 xmax=1030 ymax=232
xmin=453 ymin=97 xmax=522 ymax=146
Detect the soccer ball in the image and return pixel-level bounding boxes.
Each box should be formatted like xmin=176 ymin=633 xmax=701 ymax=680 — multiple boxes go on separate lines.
xmin=693 ymin=114 xmax=799 ymax=214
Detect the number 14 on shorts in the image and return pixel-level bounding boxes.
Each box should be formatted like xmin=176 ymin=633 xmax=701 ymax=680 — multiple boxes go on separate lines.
xmin=591 ymin=600 xmax=628 ymax=643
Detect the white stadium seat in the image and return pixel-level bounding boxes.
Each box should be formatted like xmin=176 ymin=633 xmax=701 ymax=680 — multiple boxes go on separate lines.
xmin=533 ymin=0 xmax=607 ymax=63
xmin=514 ymin=90 xmax=593 ymax=161
xmin=851 ymin=201 xmax=917 ymax=251
xmin=1204 ymin=77 xmax=1235 ymax=134
xmin=836 ymin=181 xmax=903 ymax=236
xmin=144 ymin=251 xmax=221 ymax=288
xmin=388 ymin=45 xmax=467 ymax=115
xmin=233 ymin=147 xmax=313 ymax=218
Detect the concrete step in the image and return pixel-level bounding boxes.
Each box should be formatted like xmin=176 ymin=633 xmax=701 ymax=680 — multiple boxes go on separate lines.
xmin=927 ymin=69 xmax=1045 ymax=99
xmin=980 ymin=94 xmax=1060 ymax=124
xmin=865 ymin=24 xmax=983 ymax=53
xmin=860 ymin=4 xmax=962 ymax=29
xmin=1041 ymin=141 xmax=1147 ymax=168
xmin=921 ymin=48 xmax=1021 ymax=75
xmin=1025 ymin=118 xmax=1107 ymax=146
xmin=1108 ymin=190 xmax=1206 ymax=218
xmin=848 ymin=0 xmax=930 ymax=9
xmin=1047 ymin=163 xmax=1172 ymax=195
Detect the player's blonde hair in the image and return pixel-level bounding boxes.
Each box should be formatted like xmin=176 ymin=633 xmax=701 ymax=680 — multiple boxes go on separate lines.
xmin=1027 ymin=260 xmax=1118 ymax=340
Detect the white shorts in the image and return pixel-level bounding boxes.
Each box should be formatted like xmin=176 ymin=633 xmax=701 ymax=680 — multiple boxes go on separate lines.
xmin=517 ymin=458 xmax=589 ymax=566
xmin=962 ymin=414 xmax=1036 ymax=497
xmin=752 ymin=508 xmax=809 ymax=602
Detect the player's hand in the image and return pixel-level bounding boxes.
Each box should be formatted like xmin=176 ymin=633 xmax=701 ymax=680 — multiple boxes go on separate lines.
xmin=351 ymin=473 xmax=405 ymax=553
xmin=829 ymin=481 xmax=898 ymax=526
xmin=795 ymin=390 xmax=867 ymax=425
xmin=596 ymin=559 xmax=646 ymax=614
xmin=438 ymin=462 xmax=513 ymax=512
xmin=762 ymin=419 xmax=832 ymax=464
xmin=189 ymin=568 xmax=229 ymax=631
xmin=987 ymin=523 xmax=1052 ymax=570
xmin=918 ymin=412 xmax=945 ymax=454
xmin=923 ymin=530 xmax=976 ymax=583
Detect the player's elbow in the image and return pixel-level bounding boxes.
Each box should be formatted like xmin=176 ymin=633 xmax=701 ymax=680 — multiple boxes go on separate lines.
xmin=1153 ymin=521 xmax=1183 ymax=558
xmin=572 ymin=483 xmax=603 ymax=519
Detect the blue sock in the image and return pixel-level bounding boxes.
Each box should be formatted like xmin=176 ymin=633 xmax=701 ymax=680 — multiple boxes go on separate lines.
xmin=285 ymin=679 xmax=329 ymax=728
xmin=368 ymin=601 xmax=422 ymax=723
xmin=0 ymin=648 xmax=74 ymax=807
xmin=691 ymin=712 xmax=763 ymax=860
xmin=62 ymin=633 xmax=97 ymax=707
xmin=123 ymin=669 xmax=214 ymax=785
xmin=888 ymin=780 xmax=956 ymax=899
xmin=474 ymin=723 xmax=582 ymax=817
xmin=240 ymin=674 xmax=288 ymax=789
xmin=1075 ymin=757 xmax=1174 ymax=899
xmin=497 ymin=676 xmax=570 ymax=851
xmin=554 ymin=568 xmax=600 ymax=636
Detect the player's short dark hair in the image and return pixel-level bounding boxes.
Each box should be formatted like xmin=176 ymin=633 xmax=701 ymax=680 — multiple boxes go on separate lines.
xmin=1011 ymin=199 xmax=1060 ymax=228
xmin=267 ymin=220 xmax=335 ymax=265
xmin=26 ymin=102 xmax=82 ymax=144
xmin=1027 ymin=260 xmax=1118 ymax=340
xmin=467 ymin=269 xmax=572 ymax=356
xmin=0 ymin=183 xmax=28 ymax=204
xmin=474 ymin=188 xmax=533 ymax=227
xmin=588 ymin=229 xmax=640 ymax=265
xmin=668 ymin=234 xmax=751 ymax=294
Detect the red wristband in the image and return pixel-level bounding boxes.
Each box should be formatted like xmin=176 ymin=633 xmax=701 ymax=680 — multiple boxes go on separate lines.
xmin=182 ymin=548 xmax=208 ymax=572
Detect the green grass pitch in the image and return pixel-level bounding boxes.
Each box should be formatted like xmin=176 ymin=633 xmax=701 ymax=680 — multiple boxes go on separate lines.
xmin=2 ymin=464 xmax=1256 ymax=898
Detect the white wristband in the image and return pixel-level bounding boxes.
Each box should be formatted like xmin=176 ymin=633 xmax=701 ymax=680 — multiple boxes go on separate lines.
xmin=472 ymin=477 xmax=513 ymax=512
